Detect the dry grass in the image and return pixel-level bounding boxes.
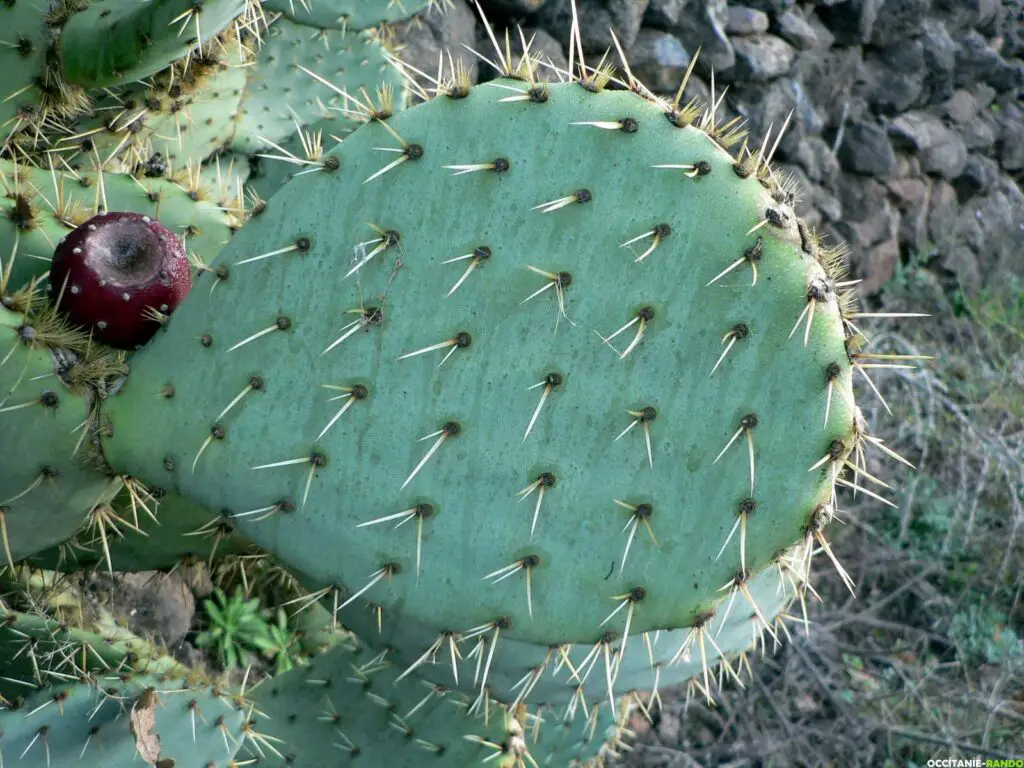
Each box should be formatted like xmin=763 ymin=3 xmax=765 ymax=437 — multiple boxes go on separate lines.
xmin=617 ymin=261 xmax=1024 ymax=767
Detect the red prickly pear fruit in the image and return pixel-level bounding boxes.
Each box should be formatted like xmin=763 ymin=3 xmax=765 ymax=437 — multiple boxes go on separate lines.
xmin=48 ymin=212 xmax=192 ymax=350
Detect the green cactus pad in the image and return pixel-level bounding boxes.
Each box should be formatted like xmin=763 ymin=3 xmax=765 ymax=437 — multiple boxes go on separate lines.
xmin=0 ymin=0 xmax=88 ymax=156
xmin=242 ymin=633 xmax=633 ymax=766
xmin=54 ymin=35 xmax=249 ymax=177
xmin=0 ymin=600 xmax=188 ymax=701
xmin=262 ymin=0 xmax=440 ymax=31
xmin=329 ymin=538 xmax=807 ymax=707
xmin=57 ymin=0 xmax=250 ymax=88
xmin=29 ymin=489 xmax=252 ymax=573
xmin=243 ymin=117 xmax=344 ymax=202
xmin=0 ymin=303 xmax=122 ymax=565
xmin=2 ymin=159 xmax=239 ymax=293
xmin=231 ymin=19 xmax=406 ymax=156
xmin=102 ymin=72 xmax=860 ymax=676
xmin=0 ymin=671 xmax=245 ymax=766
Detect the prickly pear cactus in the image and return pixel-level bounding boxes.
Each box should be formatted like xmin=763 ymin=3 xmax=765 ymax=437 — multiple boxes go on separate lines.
xmin=0 ymin=600 xmax=188 ymax=700
xmin=1 ymin=157 xmax=241 ymax=293
xmin=0 ymin=672 xmax=246 ymax=767
xmin=231 ymin=18 xmax=407 ymax=156
xmin=263 ymin=0 xmax=441 ymax=32
xmin=0 ymin=300 xmax=123 ymax=565
xmin=99 ymin=43 xmax=879 ymax=717
xmin=56 ymin=0 xmax=251 ymax=88
xmin=30 ymin=489 xmax=252 ymax=573
xmin=241 ymin=632 xmax=634 ymax=766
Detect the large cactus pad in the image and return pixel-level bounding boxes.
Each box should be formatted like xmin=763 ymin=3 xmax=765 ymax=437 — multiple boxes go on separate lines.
xmin=101 ymin=64 xmax=860 ymax=704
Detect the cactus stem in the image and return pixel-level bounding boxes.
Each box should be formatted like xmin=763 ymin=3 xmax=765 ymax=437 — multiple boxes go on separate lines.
xmin=234 ymin=236 xmax=310 ymax=266
xmin=614 ymin=407 xmax=656 ymax=468
xmin=532 ymin=189 xmax=592 ymax=214
xmin=621 ymin=223 xmax=671 ymax=263
xmin=442 ymin=246 xmax=491 ymax=297
xmin=612 ymin=500 xmax=656 ymax=574
xmin=516 ymin=472 xmax=556 ymax=539
xmin=710 ymin=323 xmax=749 ymax=376
xmin=226 ymin=315 xmax=292 ymax=352
xmin=714 ymin=413 xmax=758 ymax=495
xmin=397 ymin=331 xmax=472 ymax=367
xmin=523 ymin=373 xmax=561 ymax=443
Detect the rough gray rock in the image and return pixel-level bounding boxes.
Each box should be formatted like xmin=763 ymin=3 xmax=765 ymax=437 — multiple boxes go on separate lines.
xmin=954 ymin=29 xmax=1003 ymax=87
xmin=536 ymin=0 xmax=650 ymax=55
xmin=731 ymin=34 xmax=796 ymax=81
xmin=862 ymin=41 xmax=926 ymax=114
xmin=628 ymin=29 xmax=692 ymax=93
xmin=731 ymin=77 xmax=822 ymax=159
xmin=517 ymin=27 xmax=570 ymax=76
xmin=795 ymin=135 xmax=843 ymax=188
xmin=773 ymin=10 xmax=819 ymax=50
xmin=111 ymin=571 xmax=196 ymax=648
xmin=817 ymin=0 xmax=885 ymax=45
xmin=643 ymin=0 xmax=692 ymax=29
xmin=931 ymin=0 xmax=1000 ymax=33
xmin=941 ymin=89 xmax=979 ymax=123
xmin=671 ymin=0 xmax=735 ymax=71
xmin=994 ymin=103 xmax=1024 ymax=171
xmin=885 ymin=176 xmax=931 ymax=251
xmin=888 ymin=111 xmax=969 ymax=178
xmin=726 ymin=6 xmax=770 ymax=35
xmin=479 ymin=0 xmax=548 ymax=13
xmin=869 ymin=0 xmax=933 ymax=46
xmin=391 ymin=0 xmax=479 ymax=95
xmin=837 ymin=120 xmax=898 ymax=176
xmin=919 ymin=20 xmax=958 ymax=104
xmin=954 ymin=154 xmax=1002 ymax=199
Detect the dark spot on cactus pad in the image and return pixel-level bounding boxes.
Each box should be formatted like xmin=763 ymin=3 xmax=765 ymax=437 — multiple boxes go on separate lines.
xmin=200 ymin=334 xmax=213 ymax=347
xmin=454 ymin=331 xmax=472 ymax=348
xmin=492 ymin=158 xmax=510 ymax=173
xmin=827 ymin=439 xmax=845 ymax=460
xmin=744 ymin=237 xmax=764 ymax=264
xmin=163 ymin=456 xmax=176 ymax=472
xmin=556 ymin=271 xmax=572 ymax=287
xmin=639 ymin=406 xmax=657 ymax=422
xmin=39 ymin=390 xmax=58 ymax=408
xmin=545 ymin=372 xmax=562 ymax=388
xmin=48 ymin=212 xmax=191 ymax=350
xmin=740 ymin=413 xmax=758 ymax=430
xmin=574 ymin=189 xmax=592 ymax=204
xmin=738 ymin=498 xmax=756 ymax=516
xmin=808 ymin=278 xmax=831 ymax=302
xmin=211 ymin=424 xmax=225 ymax=440
xmin=527 ymin=87 xmax=548 ymax=103
xmin=638 ymin=306 xmax=655 ymax=322
xmin=8 ymin=193 xmax=36 ymax=231
xmin=442 ymin=421 xmax=461 ymax=437
xmin=825 ymin=362 xmax=842 ymax=383
xmin=765 ymin=207 xmax=787 ymax=228
xmin=405 ymin=144 xmax=423 ymax=161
